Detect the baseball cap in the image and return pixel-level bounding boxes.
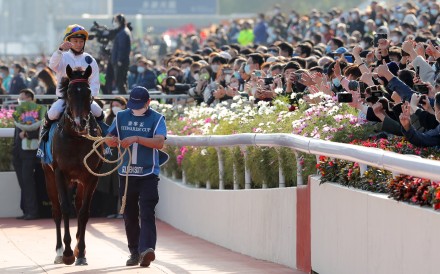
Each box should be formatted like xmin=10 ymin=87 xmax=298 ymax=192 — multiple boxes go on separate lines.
xmin=127 ymin=86 xmax=150 ymax=110
xmin=332 ymin=47 xmax=348 ymax=55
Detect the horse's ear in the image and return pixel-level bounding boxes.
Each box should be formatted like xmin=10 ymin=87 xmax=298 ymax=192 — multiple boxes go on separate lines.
xmin=66 ymin=65 xmax=73 ymax=78
xmin=84 ymin=65 xmax=92 ymax=79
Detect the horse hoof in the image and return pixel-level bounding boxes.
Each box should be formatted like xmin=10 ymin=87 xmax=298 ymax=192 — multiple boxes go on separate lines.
xmin=63 ymin=255 xmax=75 ymax=265
xmin=75 ymin=257 xmax=88 ymax=266
xmin=54 ymin=256 xmax=64 ymax=264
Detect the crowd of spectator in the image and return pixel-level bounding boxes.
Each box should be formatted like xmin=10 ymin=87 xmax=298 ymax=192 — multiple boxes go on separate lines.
xmin=1 ymin=1 xmax=440 ymax=217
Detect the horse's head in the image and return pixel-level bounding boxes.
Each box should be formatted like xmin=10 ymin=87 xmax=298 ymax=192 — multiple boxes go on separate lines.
xmin=64 ymin=64 xmax=92 ymax=134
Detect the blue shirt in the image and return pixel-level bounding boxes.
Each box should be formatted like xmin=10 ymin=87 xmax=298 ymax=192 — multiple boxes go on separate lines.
xmin=109 ymin=108 xmax=167 ymax=176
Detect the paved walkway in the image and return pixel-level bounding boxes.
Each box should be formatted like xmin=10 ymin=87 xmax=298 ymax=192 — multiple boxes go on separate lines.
xmin=0 ymin=218 xmax=305 ymax=273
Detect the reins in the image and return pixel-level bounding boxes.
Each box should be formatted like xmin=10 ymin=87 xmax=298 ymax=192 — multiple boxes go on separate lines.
xmin=82 ymin=134 xmax=132 ymax=214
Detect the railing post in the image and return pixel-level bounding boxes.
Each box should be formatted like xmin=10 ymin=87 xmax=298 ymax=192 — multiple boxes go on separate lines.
xmin=216 ymin=147 xmax=224 ymax=190
xmin=241 ymin=146 xmax=251 ymax=189
xmin=232 ymin=153 xmax=239 ymax=190
xmin=181 ymin=169 xmax=186 ymax=185
xmin=359 ymin=163 xmax=368 ymax=177
xmin=206 ymin=180 xmax=211 ymax=189
xmin=277 ymin=149 xmax=285 ymax=188
xmin=262 ymin=180 xmax=268 ymax=189
xmin=294 ymin=150 xmax=304 ymax=186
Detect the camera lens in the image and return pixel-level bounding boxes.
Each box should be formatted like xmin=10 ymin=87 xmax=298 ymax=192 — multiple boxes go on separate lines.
xmin=166 ymin=76 xmax=176 ymax=87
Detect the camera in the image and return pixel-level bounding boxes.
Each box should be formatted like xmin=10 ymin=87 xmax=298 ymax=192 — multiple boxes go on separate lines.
xmin=414 ymin=84 xmax=429 ymax=94
xmin=165 ymin=76 xmax=177 ymax=87
xmin=264 ymin=77 xmax=274 ymax=85
xmin=290 ymin=72 xmax=302 ymax=82
xmin=337 ymin=92 xmax=353 ymax=103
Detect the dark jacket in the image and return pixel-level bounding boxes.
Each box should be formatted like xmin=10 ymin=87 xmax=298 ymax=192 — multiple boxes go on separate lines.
xmin=402 ymin=124 xmax=440 ymax=147
xmin=9 ymin=74 xmax=27 ymax=95
xmin=111 ymin=27 xmax=131 ymax=65
xmin=135 ymin=69 xmax=157 ymax=90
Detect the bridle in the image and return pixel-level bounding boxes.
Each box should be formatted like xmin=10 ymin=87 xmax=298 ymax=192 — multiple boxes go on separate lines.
xmin=63 ymin=78 xmax=92 ymax=135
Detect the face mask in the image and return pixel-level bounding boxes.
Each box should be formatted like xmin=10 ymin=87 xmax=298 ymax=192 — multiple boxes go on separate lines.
xmin=336 ymin=30 xmax=343 ymax=37
xmin=418 ymin=22 xmax=425 ymax=28
xmin=225 ymin=74 xmax=232 ymax=83
xmin=137 ymin=66 xmax=145 ymax=73
xmin=229 ymin=82 xmax=239 ymax=88
xmin=17 ymin=99 xmax=23 ymax=105
xmin=113 ymin=21 xmax=120 ymax=28
xmin=364 ymin=26 xmax=370 ymax=33
xmin=112 ymin=106 xmax=122 ymax=114
xmin=391 ymin=36 xmax=400 ymax=43
xmin=320 ymin=26 xmax=327 ymax=33
xmin=396 ymin=13 xmax=404 ymax=20
xmin=375 ymin=19 xmax=382 ymax=25
xmin=389 ymin=24 xmax=396 ymax=31
xmin=244 ymin=64 xmax=251 ymax=74
xmin=0 ymin=72 xmax=3 ymax=78
xmin=332 ymin=78 xmax=341 ymax=87
xmin=351 ymin=14 xmax=358 ymax=20
xmin=9 ymin=68 xmax=14 ymax=75
xmin=401 ymin=30 xmax=408 ymax=36
xmin=233 ymin=71 xmax=241 ymax=80
xmin=211 ymin=64 xmax=219 ymax=73
xmin=431 ymin=10 xmax=439 ymax=16
xmin=290 ymin=15 xmax=297 ymax=22
xmin=193 ymin=73 xmax=199 ymax=81
xmin=132 ymin=106 xmax=147 ymax=116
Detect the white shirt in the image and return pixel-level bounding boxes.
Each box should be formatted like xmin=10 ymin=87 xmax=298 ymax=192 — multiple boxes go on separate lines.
xmin=49 ymin=50 xmax=100 ymax=97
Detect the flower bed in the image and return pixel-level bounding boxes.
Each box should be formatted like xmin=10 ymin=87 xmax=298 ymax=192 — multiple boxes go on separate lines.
xmin=0 ymin=108 xmax=16 ymax=171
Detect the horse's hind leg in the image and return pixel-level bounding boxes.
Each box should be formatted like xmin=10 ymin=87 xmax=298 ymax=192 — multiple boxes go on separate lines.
xmin=75 ymin=181 xmax=97 ymax=266
xmin=42 ymin=164 xmax=64 ymax=264
xmin=54 ymin=169 xmax=75 ymax=265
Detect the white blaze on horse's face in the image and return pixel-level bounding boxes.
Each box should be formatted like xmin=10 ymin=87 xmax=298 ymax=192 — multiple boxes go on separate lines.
xmin=74 ymin=117 xmax=81 ymax=127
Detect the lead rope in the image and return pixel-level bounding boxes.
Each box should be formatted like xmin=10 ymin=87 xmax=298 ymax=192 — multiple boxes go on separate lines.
xmin=82 ymin=134 xmax=131 ymax=214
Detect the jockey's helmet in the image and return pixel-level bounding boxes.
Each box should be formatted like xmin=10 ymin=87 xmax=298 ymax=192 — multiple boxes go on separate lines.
xmin=63 ymin=24 xmax=89 ymax=41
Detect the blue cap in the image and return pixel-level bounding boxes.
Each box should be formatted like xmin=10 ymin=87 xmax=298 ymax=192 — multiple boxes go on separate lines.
xmin=332 ymin=47 xmax=348 ymax=55
xmin=127 ymin=86 xmax=150 ymax=110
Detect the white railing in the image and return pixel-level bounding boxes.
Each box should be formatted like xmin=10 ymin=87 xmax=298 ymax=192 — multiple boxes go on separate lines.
xmin=1 ymin=129 xmax=439 ymax=183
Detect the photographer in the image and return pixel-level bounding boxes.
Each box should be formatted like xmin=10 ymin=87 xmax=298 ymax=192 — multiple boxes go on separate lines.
xmin=161 ymin=66 xmax=193 ymax=95
xmin=111 ymin=14 xmax=132 ymax=94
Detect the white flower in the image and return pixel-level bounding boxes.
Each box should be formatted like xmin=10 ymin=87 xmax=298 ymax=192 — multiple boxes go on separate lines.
xmin=201 ymin=149 xmax=208 ymax=156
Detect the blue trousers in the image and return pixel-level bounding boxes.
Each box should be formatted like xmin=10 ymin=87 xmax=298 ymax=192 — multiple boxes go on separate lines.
xmin=119 ymin=174 xmax=159 ymax=255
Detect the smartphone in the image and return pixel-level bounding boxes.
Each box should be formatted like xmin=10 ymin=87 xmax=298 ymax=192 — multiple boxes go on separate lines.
xmin=348 ymin=80 xmax=359 ymax=91
xmin=414 ymin=84 xmax=429 ymax=94
xmin=337 ymin=92 xmax=353 ymax=103
xmin=223 ymin=68 xmax=233 ymax=75
xmin=344 ymin=54 xmax=354 ymax=63
xmin=254 ymin=70 xmax=262 ymax=77
xmin=374 ymin=33 xmax=388 ymax=47
xmin=415 ymin=66 xmax=420 ymax=78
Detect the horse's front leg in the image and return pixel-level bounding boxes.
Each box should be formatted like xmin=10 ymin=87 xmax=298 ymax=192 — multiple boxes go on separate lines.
xmin=42 ymin=164 xmax=64 ymax=264
xmin=75 ymin=180 xmax=98 ymax=266
xmin=55 ymin=169 xmax=75 ymax=265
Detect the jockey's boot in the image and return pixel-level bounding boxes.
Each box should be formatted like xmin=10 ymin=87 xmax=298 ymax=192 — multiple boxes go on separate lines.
xmin=40 ymin=113 xmax=55 ymax=142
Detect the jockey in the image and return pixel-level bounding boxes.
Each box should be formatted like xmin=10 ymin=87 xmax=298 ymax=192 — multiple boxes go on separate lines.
xmin=40 ymin=24 xmax=104 ymax=141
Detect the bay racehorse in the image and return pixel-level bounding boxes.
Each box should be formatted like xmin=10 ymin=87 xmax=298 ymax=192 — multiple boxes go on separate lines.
xmin=42 ymin=64 xmax=103 ymax=265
